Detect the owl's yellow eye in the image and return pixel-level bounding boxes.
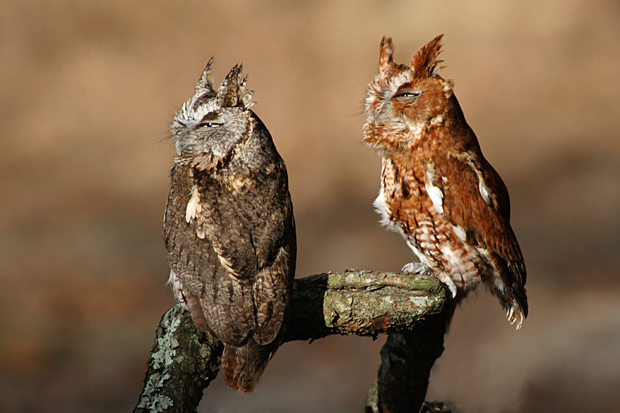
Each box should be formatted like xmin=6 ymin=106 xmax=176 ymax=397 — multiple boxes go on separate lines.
xmin=393 ymin=91 xmax=421 ymax=98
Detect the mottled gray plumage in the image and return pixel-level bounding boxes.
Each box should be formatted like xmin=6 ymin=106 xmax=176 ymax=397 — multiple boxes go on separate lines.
xmin=164 ymin=60 xmax=296 ymax=392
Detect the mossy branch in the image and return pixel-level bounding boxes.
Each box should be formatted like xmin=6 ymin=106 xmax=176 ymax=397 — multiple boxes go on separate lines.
xmin=134 ymin=270 xmax=451 ymax=413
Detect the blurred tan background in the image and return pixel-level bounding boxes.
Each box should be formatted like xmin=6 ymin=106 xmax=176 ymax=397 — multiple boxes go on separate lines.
xmin=2 ymin=0 xmax=620 ymax=412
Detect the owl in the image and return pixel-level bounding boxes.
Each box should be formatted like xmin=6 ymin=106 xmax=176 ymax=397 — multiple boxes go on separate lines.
xmin=164 ymin=59 xmax=296 ymax=392
xmin=364 ymin=35 xmax=528 ymax=328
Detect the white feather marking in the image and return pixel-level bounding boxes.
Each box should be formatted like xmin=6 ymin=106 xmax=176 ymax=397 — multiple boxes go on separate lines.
xmin=513 ymin=310 xmax=524 ymax=330
xmin=425 ymin=182 xmax=444 ymax=213
xmin=441 ymin=246 xmax=465 ymax=275
xmin=452 ymin=224 xmax=467 ymax=242
xmin=210 ymin=244 xmax=241 ymax=277
xmin=276 ymin=246 xmax=289 ymax=259
xmin=425 ymin=163 xmax=444 ymax=213
xmin=430 ymin=114 xmax=444 ymax=126
xmin=507 ymin=304 xmax=524 ymax=329
xmin=478 ymin=179 xmax=492 ymax=205
xmin=195 ymin=227 xmax=206 ymax=239
xmin=167 ymin=270 xmax=188 ymax=309
xmin=174 ymin=95 xmax=222 ymax=127
xmin=373 ymin=188 xmax=402 ymax=235
xmin=493 ymin=275 xmax=510 ymax=296
xmin=387 ymin=72 xmax=413 ymax=96
xmin=406 ymin=121 xmax=425 ymax=140
xmin=186 ymin=186 xmax=201 ymax=223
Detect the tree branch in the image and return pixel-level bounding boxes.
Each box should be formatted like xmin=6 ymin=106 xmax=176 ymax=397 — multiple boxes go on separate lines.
xmin=133 ymin=305 xmax=223 ymax=413
xmin=134 ymin=270 xmax=450 ymax=413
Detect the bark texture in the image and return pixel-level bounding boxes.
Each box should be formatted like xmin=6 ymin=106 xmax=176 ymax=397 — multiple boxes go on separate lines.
xmin=134 ymin=305 xmax=223 ymax=413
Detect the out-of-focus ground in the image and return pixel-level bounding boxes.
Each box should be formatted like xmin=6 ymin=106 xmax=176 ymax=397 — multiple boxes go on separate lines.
xmin=1 ymin=1 xmax=620 ymax=412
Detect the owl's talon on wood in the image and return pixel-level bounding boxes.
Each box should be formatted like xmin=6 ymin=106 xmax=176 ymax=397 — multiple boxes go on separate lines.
xmin=401 ymin=262 xmax=432 ymax=275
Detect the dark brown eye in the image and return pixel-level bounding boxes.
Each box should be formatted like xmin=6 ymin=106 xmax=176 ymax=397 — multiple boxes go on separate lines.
xmin=198 ymin=122 xmax=223 ymax=128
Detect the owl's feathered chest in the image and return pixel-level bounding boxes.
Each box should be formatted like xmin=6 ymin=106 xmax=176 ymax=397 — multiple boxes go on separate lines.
xmin=377 ymin=126 xmax=453 ymax=202
xmin=167 ymin=156 xmax=292 ymax=269
xmin=378 ymin=153 xmax=440 ymax=230
xmin=172 ymin=160 xmax=279 ymax=224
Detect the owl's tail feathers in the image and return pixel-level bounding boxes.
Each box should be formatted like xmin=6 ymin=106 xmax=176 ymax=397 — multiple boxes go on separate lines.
xmin=222 ymin=338 xmax=281 ymax=393
xmin=504 ymin=286 xmax=528 ymax=330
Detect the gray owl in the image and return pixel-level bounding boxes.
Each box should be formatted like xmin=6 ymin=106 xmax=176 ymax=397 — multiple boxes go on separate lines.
xmin=164 ymin=59 xmax=296 ymax=392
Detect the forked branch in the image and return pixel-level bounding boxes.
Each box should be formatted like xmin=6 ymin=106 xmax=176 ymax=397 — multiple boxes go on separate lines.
xmin=134 ymin=270 xmax=450 ymax=413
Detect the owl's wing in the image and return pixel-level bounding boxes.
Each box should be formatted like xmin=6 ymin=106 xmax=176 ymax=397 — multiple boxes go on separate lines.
xmin=164 ymin=163 xmax=254 ymax=345
xmin=164 ymin=160 xmax=295 ymax=346
xmin=434 ymin=143 xmax=527 ymax=304
xmin=201 ymin=159 xmax=295 ymax=346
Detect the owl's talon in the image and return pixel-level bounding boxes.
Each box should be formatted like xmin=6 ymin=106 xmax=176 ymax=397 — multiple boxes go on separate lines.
xmin=402 ymin=262 xmax=432 ymax=275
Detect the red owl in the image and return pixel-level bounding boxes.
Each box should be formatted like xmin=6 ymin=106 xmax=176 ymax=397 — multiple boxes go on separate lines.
xmin=364 ymin=35 xmax=528 ymax=328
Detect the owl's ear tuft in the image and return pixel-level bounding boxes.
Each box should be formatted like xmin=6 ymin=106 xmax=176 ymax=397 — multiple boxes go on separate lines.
xmin=196 ymin=57 xmax=216 ymax=96
xmin=217 ymin=64 xmax=250 ymax=108
xmin=379 ymin=36 xmax=395 ymax=72
xmin=239 ymin=75 xmax=255 ymax=109
xmin=411 ymin=34 xmax=445 ymax=79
